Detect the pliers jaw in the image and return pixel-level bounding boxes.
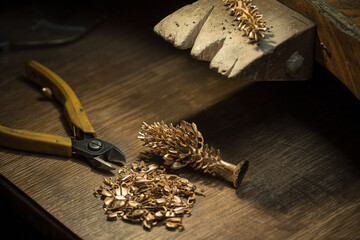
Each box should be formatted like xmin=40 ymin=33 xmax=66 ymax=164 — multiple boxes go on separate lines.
xmin=72 ymin=135 xmax=126 ymax=171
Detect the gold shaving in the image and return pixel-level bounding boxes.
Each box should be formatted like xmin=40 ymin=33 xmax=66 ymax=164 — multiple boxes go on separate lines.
xmin=94 ymin=161 xmax=204 ymax=231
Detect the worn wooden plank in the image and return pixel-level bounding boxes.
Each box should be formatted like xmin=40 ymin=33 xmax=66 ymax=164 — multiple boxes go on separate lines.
xmin=1 ymin=1 xmax=360 ymax=239
xmin=277 ymin=0 xmax=360 ymax=100
xmin=327 ymin=0 xmax=360 ymax=27
xmin=154 ymin=0 xmax=315 ymax=81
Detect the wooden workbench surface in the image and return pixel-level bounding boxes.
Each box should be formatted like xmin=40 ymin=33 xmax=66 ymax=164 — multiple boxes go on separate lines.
xmin=278 ymin=0 xmax=360 ymax=100
xmin=1 ymin=1 xmax=360 ymax=239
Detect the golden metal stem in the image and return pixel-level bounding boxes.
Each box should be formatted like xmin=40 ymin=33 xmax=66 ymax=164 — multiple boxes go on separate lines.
xmin=216 ymin=160 xmax=249 ymax=188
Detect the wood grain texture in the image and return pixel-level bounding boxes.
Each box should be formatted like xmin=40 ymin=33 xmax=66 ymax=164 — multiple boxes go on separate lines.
xmin=1 ymin=1 xmax=360 ymax=239
xmin=277 ymin=0 xmax=360 ymax=100
xmin=154 ymin=0 xmax=315 ymax=81
xmin=327 ymin=0 xmax=360 ymax=27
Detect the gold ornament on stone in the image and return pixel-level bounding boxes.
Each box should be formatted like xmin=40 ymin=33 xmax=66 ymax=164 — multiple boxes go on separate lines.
xmin=223 ymin=0 xmax=267 ymax=42
xmin=138 ymin=121 xmax=249 ymax=188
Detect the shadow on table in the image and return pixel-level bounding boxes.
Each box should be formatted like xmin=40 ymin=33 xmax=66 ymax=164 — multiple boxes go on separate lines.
xmin=183 ymin=62 xmax=360 ymax=214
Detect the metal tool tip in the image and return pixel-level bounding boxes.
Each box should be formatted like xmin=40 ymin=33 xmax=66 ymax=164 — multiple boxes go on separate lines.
xmin=107 ymin=147 xmax=126 ymax=164
xmin=93 ymin=156 xmax=115 ymax=171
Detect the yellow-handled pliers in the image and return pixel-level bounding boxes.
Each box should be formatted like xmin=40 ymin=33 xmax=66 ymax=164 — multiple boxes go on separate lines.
xmin=0 ymin=60 xmax=126 ymax=170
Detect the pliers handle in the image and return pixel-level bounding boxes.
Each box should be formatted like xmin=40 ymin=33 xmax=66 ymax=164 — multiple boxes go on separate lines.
xmin=26 ymin=60 xmax=96 ymax=139
xmin=0 ymin=125 xmax=72 ymax=157
xmin=0 ymin=60 xmax=125 ymax=170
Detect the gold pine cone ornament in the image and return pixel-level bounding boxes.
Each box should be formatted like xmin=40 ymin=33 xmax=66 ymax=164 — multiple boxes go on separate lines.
xmin=223 ymin=0 xmax=267 ymax=42
xmin=138 ymin=121 xmax=249 ymax=188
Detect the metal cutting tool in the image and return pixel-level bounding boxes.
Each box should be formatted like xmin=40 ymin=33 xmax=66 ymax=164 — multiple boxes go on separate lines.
xmin=0 ymin=60 xmax=126 ymax=170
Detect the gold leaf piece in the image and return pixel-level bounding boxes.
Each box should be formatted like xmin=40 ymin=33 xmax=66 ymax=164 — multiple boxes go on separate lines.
xmin=143 ymin=219 xmax=152 ymax=230
xmin=173 ymin=207 xmax=185 ymax=215
xmin=107 ymin=212 xmax=118 ymax=220
xmin=167 ymin=217 xmax=182 ymax=223
xmin=165 ymin=221 xmax=180 ymax=229
xmin=104 ymin=196 xmax=114 ymax=206
xmin=115 ymin=195 xmax=126 ymax=201
xmin=101 ymin=189 xmax=113 ymax=197
xmin=131 ymin=209 xmax=145 ymax=217
xmin=146 ymin=212 xmax=155 ymax=222
xmin=173 ymin=195 xmax=181 ymax=204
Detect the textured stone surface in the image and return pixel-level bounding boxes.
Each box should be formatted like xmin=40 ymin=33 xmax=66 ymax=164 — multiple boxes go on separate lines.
xmin=154 ymin=0 xmax=315 ymax=81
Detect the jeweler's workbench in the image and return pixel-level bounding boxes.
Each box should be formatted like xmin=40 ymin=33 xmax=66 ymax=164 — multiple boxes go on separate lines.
xmin=278 ymin=0 xmax=360 ymax=100
xmin=1 ymin=1 xmax=360 ymax=239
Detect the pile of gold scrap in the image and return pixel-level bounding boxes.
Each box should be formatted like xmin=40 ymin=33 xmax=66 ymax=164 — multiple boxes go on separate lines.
xmin=94 ymin=161 xmax=205 ymax=231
